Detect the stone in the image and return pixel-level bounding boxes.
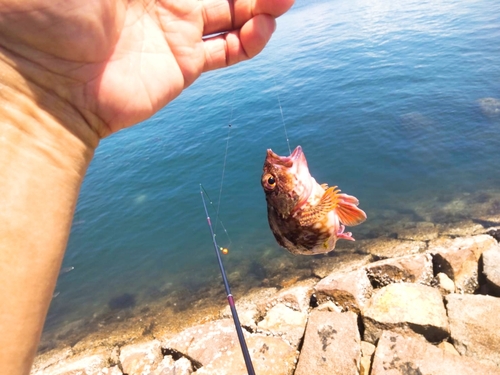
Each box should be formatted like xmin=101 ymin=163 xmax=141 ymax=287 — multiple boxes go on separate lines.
xmin=220 ymin=288 xmax=278 ymax=331
xmin=446 ymin=293 xmax=500 ymax=367
xmin=360 ymin=341 xmax=376 ymax=375
xmin=102 ymin=367 xmax=123 ymax=375
xmin=273 ymin=281 xmax=315 ymax=313
xmin=429 ymin=235 xmax=498 ymax=293
xmin=396 ymin=221 xmax=439 ymax=241
xmin=194 ymin=335 xmax=297 ymax=375
xmin=314 ymin=268 xmax=373 ymax=314
xmin=438 ymin=341 xmax=460 ymax=356
xmin=152 ymin=356 xmax=193 ymax=375
xmin=435 ymin=272 xmax=455 ymax=294
xmin=33 ymin=354 xmax=109 ymax=375
xmin=294 ymin=310 xmax=360 ymax=375
xmin=371 ymin=331 xmax=500 ymax=375
xmin=362 ymin=283 xmax=449 ymax=344
xmin=310 ymin=253 xmax=373 ymax=279
xmin=163 ymin=319 xmax=248 ymax=367
xmin=364 ymin=253 xmax=433 ymax=287
xmin=478 ymin=97 xmax=500 ymax=117
xmin=256 ymin=303 xmax=308 ymax=347
xmin=358 ymin=238 xmax=426 ymax=258
xmin=482 ymin=245 xmax=500 ymax=296
xmin=119 ymin=340 xmax=163 ymax=375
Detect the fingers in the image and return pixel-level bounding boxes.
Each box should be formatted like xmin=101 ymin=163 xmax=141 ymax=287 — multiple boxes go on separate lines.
xmin=202 ymin=0 xmax=294 ymax=36
xmin=202 ymin=14 xmax=275 ymax=72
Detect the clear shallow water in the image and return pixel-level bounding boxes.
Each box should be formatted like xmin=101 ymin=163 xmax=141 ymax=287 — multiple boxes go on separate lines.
xmin=44 ymin=0 xmax=500 ymax=341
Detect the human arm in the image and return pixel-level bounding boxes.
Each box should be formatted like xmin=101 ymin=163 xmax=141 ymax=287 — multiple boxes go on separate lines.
xmin=0 ymin=0 xmax=294 ymax=373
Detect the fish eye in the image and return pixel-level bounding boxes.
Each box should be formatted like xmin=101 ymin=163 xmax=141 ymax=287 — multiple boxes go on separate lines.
xmin=263 ymin=174 xmax=277 ymax=190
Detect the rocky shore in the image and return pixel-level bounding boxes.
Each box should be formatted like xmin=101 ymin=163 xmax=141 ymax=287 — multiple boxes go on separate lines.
xmin=33 ymin=220 xmax=500 ymax=374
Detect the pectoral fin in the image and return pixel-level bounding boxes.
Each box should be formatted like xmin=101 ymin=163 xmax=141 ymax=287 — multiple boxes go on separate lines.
xmin=335 ymin=194 xmax=367 ymax=226
xmin=298 ymin=186 xmax=340 ymax=226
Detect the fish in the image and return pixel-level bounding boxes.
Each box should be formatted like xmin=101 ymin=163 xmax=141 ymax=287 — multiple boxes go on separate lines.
xmin=261 ymin=145 xmax=367 ymax=255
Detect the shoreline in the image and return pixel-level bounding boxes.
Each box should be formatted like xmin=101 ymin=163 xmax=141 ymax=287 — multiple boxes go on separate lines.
xmin=33 ymin=189 xmax=500 ymax=373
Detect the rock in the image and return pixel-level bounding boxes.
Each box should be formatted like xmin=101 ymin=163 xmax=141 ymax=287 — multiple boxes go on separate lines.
xmin=435 ymin=272 xmax=455 ymax=294
xmin=396 ymin=221 xmax=439 ymax=241
xmin=478 ymin=97 xmax=500 ymax=117
xmin=153 ymin=356 xmax=193 ymax=375
xmin=102 ymin=367 xmax=123 ymax=375
xmin=220 ymin=288 xmax=278 ymax=331
xmin=359 ymin=238 xmax=426 ymax=258
xmin=482 ymin=245 xmax=500 ymax=296
xmin=32 ymin=354 xmax=109 ymax=375
xmin=310 ymin=253 xmax=373 ymax=279
xmin=446 ymin=293 xmax=500 ymax=367
xmin=362 ymin=283 xmax=449 ymax=344
xmin=371 ymin=331 xmax=500 ymax=375
xmin=429 ymin=235 xmax=498 ymax=293
xmin=256 ymin=303 xmax=307 ymax=347
xmin=163 ymin=319 xmax=248 ymax=367
xmin=436 ymin=221 xmax=486 ymax=237
xmin=314 ymin=268 xmax=373 ymax=314
xmin=438 ymin=341 xmax=460 ymax=356
xmin=360 ymin=341 xmax=376 ymax=375
xmin=294 ymin=310 xmax=360 ymax=375
xmin=119 ymin=340 xmax=163 ymax=375
xmin=364 ymin=253 xmax=433 ymax=287
xmin=273 ymin=281 xmax=315 ymax=313
xmin=194 ymin=335 xmax=297 ymax=375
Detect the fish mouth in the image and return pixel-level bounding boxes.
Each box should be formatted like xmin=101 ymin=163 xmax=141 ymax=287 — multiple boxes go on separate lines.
xmin=266 ymin=145 xmax=313 ymax=213
xmin=266 ymin=146 xmax=303 ymax=167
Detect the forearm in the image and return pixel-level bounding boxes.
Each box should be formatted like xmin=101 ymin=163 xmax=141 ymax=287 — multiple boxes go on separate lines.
xmin=0 ymin=60 xmax=98 ymax=374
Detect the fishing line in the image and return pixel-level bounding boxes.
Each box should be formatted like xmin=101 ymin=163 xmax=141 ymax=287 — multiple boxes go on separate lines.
xmin=199 ymin=185 xmax=255 ymax=375
xmin=215 ymin=106 xmax=233 ymax=235
xmin=200 ymin=184 xmax=232 ymax=245
xmin=274 ymin=76 xmax=292 ymax=154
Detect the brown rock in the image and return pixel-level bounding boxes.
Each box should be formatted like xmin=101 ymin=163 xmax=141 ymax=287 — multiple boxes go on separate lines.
xmin=153 ymin=356 xmax=193 ymax=375
xmin=482 ymin=245 xmax=500 ymax=296
xmin=256 ymin=303 xmax=307 ymax=348
xmin=435 ymin=272 xmax=455 ymax=294
xmin=360 ymin=341 xmax=376 ymax=375
xmin=429 ymin=235 xmax=497 ymax=293
xmin=365 ymin=253 xmax=433 ymax=287
xmin=359 ymin=237 xmax=426 ymax=258
xmin=396 ymin=221 xmax=439 ymax=241
xmin=120 ymin=340 xmax=163 ymax=375
xmin=32 ymin=354 xmax=109 ymax=375
xmin=310 ymin=253 xmax=373 ymax=279
xmin=194 ymin=335 xmax=297 ymax=375
xmin=314 ymin=268 xmax=373 ymax=314
xmin=362 ymin=283 xmax=449 ymax=344
xmin=163 ymin=319 xmax=247 ymax=367
xmin=371 ymin=331 xmax=500 ymax=375
xmin=294 ymin=310 xmax=360 ymax=375
xmin=446 ymin=293 xmax=500 ymax=367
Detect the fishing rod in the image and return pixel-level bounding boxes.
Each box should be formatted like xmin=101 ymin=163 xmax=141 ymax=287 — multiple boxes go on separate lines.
xmin=199 ymin=185 xmax=255 ymax=375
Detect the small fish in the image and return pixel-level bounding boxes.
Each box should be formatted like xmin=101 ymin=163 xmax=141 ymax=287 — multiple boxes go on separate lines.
xmin=261 ymin=146 xmax=367 ymax=255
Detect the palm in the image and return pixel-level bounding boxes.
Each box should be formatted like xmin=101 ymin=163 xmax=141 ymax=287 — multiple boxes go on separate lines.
xmin=0 ymin=0 xmax=292 ymax=136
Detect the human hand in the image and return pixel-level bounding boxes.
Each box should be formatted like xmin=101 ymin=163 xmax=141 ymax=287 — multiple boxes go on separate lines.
xmin=0 ymin=0 xmax=294 ymax=138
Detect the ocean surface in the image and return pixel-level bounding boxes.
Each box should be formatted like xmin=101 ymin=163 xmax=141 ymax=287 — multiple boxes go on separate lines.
xmin=43 ymin=0 xmax=500 ymax=342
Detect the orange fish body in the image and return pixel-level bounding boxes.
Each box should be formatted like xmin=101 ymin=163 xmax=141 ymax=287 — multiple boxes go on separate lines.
xmin=261 ymin=146 xmax=367 ymax=255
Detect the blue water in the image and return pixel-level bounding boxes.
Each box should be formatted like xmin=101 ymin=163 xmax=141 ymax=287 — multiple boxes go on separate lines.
xmin=43 ymin=0 xmax=500 ymax=343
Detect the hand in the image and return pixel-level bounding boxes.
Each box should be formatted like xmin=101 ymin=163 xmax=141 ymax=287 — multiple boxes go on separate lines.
xmin=0 ymin=0 xmax=293 ymax=137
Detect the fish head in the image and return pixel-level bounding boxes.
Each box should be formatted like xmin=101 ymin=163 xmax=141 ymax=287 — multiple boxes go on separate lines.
xmin=261 ymin=145 xmax=314 ymax=217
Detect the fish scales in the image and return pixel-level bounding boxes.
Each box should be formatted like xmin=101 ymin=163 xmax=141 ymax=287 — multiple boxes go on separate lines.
xmin=261 ymin=146 xmax=367 ymax=255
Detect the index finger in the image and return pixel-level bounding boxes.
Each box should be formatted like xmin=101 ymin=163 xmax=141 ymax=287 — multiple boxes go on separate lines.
xmin=201 ymin=0 xmax=294 ymax=36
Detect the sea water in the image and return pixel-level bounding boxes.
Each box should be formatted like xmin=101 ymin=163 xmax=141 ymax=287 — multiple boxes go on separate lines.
xmin=42 ymin=0 xmax=500 ymax=345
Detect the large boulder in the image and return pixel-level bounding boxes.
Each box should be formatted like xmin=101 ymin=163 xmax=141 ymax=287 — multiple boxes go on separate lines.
xmin=446 ymin=293 xmax=500 ymax=367
xmin=371 ymin=331 xmax=500 ymax=375
xmin=482 ymin=245 xmax=500 ymax=296
xmin=294 ymin=310 xmax=360 ymax=375
xmin=120 ymin=340 xmax=163 ymax=375
xmin=362 ymin=283 xmax=449 ymax=344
